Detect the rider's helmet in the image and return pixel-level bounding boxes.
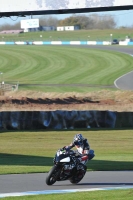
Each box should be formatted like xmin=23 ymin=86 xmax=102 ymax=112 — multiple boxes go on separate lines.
xmin=73 ymin=133 xmax=84 ymax=146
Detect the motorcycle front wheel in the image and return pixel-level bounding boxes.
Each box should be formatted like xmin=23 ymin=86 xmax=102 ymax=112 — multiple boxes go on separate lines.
xmin=46 ymin=165 xmax=59 ymax=185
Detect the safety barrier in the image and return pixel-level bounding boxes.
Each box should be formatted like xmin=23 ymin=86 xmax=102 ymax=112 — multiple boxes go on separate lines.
xmin=0 ymin=110 xmax=133 ymax=130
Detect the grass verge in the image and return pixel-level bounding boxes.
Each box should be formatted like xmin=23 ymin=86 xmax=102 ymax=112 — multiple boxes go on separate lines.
xmin=1 ymin=29 xmax=133 ymax=41
xmin=0 ymin=130 xmax=133 ymax=174
xmin=0 ymin=45 xmax=133 ymax=92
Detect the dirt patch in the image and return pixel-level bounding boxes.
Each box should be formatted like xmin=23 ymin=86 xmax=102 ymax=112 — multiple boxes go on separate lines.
xmin=0 ymin=90 xmax=133 ymax=111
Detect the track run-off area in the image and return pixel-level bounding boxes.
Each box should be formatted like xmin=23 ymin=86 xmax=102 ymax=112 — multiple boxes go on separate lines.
xmin=0 ymin=45 xmax=133 ymax=92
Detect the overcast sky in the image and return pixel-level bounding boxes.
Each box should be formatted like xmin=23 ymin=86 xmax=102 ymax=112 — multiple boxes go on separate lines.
xmin=0 ymin=10 xmax=133 ymax=27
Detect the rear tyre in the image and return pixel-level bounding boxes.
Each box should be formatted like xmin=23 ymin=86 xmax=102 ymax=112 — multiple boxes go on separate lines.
xmin=46 ymin=165 xmax=58 ymax=185
xmin=69 ymin=164 xmax=87 ymax=184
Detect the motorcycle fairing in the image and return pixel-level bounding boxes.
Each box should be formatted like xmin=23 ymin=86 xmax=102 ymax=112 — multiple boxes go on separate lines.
xmin=60 ymin=157 xmax=70 ymax=162
xmin=55 ymin=153 xmax=71 ymax=163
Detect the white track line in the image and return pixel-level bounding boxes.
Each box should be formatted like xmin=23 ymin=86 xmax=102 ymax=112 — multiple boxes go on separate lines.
xmin=0 ymin=186 xmax=133 ymax=198
xmin=114 ymin=54 xmax=133 ymax=89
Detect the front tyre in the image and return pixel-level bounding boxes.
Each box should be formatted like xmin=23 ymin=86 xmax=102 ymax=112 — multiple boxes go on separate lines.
xmin=46 ymin=165 xmax=59 ymax=185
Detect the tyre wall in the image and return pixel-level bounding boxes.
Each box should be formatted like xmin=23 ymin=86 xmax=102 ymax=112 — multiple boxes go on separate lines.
xmin=0 ymin=110 xmax=133 ymax=130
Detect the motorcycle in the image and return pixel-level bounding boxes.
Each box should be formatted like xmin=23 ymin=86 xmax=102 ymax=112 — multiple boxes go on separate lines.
xmin=46 ymin=148 xmax=95 ymax=185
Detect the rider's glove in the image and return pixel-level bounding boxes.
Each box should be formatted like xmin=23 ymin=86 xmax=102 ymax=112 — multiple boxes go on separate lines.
xmin=60 ymin=146 xmax=66 ymax=151
xmin=62 ymin=146 xmax=70 ymax=151
xmin=60 ymin=146 xmax=70 ymax=153
xmin=65 ymin=146 xmax=70 ymax=152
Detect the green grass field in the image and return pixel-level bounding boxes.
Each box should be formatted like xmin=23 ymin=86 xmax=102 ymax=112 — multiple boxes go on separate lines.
xmin=0 ymin=45 xmax=133 ymax=92
xmin=1 ymin=29 xmax=133 ymax=93
xmin=0 ymin=130 xmax=133 ymax=174
xmin=1 ymin=29 xmax=133 ymax=41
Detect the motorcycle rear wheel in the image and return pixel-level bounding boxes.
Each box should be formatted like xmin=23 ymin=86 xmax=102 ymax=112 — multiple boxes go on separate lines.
xmin=46 ymin=165 xmax=59 ymax=185
xmin=69 ymin=164 xmax=86 ymax=184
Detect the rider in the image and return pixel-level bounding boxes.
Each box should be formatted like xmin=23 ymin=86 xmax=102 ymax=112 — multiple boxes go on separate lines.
xmin=63 ymin=133 xmax=90 ymax=165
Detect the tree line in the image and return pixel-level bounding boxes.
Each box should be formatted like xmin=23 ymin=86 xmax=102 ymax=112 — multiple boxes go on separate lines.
xmin=0 ymin=14 xmax=130 ymax=31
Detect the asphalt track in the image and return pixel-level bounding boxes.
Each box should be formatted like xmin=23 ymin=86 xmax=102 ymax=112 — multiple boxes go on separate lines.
xmin=0 ymin=46 xmax=133 ymax=198
xmin=0 ymin=171 xmax=133 ymax=195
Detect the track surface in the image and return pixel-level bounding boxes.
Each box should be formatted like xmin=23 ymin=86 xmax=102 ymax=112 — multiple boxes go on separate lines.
xmin=0 ymin=171 xmax=133 ymax=194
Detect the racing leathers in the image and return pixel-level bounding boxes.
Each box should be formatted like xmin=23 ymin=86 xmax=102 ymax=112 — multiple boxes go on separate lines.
xmin=65 ymin=138 xmax=90 ymax=164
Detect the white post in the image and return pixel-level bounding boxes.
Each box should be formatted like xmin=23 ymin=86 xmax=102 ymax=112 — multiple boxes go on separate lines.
xmin=110 ymin=34 xmax=113 ymax=44
xmin=0 ymin=72 xmax=3 ymax=83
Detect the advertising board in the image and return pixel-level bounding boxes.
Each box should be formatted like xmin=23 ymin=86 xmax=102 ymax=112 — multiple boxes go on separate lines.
xmin=21 ymin=19 xmax=39 ymax=29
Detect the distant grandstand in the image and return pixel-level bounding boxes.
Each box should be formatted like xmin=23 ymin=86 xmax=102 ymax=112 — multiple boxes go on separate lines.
xmin=0 ymin=30 xmax=23 ymax=34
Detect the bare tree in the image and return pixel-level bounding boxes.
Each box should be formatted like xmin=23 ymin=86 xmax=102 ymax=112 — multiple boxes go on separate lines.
xmin=39 ymin=16 xmax=59 ymax=27
xmin=90 ymin=14 xmax=116 ymax=29
xmin=58 ymin=14 xmax=116 ymax=29
xmin=0 ymin=22 xmax=21 ymax=31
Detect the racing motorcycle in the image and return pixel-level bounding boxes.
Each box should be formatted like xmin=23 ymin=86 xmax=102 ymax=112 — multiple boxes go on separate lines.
xmin=46 ymin=147 xmax=95 ymax=185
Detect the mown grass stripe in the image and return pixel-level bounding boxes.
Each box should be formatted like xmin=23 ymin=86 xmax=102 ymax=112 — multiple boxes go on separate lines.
xmin=0 ymin=46 xmax=133 ymax=92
